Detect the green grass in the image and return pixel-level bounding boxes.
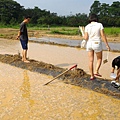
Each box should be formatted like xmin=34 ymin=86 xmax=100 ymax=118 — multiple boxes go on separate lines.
xmin=28 ymin=26 xmax=120 ymax=36
xmin=0 ymin=34 xmax=3 ymax=36
xmin=50 ymin=27 xmax=79 ymax=35
xmin=28 ymin=26 xmax=79 ymax=35
xmin=0 ymin=25 xmax=119 ymax=36
xmin=104 ymin=27 xmax=120 ymax=36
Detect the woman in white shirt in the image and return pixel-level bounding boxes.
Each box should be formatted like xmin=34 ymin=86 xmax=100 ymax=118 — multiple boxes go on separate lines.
xmin=84 ymin=14 xmax=110 ymax=80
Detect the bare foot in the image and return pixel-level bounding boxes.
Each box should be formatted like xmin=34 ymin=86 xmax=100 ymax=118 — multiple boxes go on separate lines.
xmin=23 ymin=60 xmax=30 ymax=63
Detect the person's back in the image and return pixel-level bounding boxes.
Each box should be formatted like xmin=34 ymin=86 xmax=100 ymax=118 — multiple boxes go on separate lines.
xmin=83 ymin=13 xmax=110 ymax=80
xmin=85 ymin=22 xmax=103 ymax=41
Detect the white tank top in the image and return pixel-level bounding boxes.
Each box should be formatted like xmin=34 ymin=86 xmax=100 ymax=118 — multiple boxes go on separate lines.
xmin=85 ymin=22 xmax=104 ymax=41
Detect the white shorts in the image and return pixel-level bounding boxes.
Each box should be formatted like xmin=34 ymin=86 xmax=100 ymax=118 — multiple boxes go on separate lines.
xmin=86 ymin=40 xmax=102 ymax=52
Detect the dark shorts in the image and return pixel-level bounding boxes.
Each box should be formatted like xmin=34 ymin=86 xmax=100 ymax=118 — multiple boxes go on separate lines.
xmin=112 ymin=56 xmax=120 ymax=69
xmin=20 ymin=39 xmax=28 ymax=50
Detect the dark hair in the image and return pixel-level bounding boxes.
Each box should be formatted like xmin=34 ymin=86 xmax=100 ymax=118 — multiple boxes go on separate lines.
xmin=89 ymin=13 xmax=98 ymax=23
xmin=24 ymin=15 xmax=31 ymax=19
xmin=112 ymin=56 xmax=120 ymax=69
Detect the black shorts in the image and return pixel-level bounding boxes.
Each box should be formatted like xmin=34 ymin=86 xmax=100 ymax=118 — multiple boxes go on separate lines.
xmin=20 ymin=39 xmax=28 ymax=50
xmin=112 ymin=56 xmax=120 ymax=69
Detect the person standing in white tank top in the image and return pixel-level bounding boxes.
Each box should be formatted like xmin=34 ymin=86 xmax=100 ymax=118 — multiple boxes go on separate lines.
xmin=83 ymin=14 xmax=110 ymax=80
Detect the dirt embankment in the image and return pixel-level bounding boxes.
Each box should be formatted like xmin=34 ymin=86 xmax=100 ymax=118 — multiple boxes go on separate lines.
xmin=0 ymin=54 xmax=119 ymax=99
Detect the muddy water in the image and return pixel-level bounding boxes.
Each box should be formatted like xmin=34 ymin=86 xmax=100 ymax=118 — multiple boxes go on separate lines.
xmin=0 ymin=38 xmax=120 ymax=80
xmin=30 ymin=37 xmax=120 ymax=51
xmin=0 ymin=62 xmax=120 ymax=120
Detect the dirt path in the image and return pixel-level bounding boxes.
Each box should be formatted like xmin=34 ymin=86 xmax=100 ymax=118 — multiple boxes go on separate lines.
xmin=0 ymin=62 xmax=120 ymax=120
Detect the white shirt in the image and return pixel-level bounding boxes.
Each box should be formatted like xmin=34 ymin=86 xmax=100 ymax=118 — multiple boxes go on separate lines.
xmin=85 ymin=22 xmax=104 ymax=41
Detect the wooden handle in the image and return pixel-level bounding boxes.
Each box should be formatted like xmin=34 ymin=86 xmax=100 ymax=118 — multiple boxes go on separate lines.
xmin=44 ymin=64 xmax=77 ymax=85
xmin=79 ymin=26 xmax=85 ymax=36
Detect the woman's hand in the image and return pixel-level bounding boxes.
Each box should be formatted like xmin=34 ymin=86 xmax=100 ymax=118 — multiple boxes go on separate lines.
xmin=106 ymin=45 xmax=110 ymax=51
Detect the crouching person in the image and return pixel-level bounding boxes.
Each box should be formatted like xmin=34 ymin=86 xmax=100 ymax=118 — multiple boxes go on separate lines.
xmin=111 ymin=56 xmax=120 ymax=88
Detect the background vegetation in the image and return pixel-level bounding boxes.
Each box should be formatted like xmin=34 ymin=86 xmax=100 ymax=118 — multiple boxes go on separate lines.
xmin=0 ymin=0 xmax=120 ymax=27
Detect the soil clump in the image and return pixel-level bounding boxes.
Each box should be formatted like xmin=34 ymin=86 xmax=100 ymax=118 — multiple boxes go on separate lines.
xmin=0 ymin=54 xmax=119 ymax=99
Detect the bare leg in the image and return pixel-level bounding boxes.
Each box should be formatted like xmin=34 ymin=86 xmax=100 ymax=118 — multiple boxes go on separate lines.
xmin=22 ymin=50 xmax=24 ymax=61
xmin=22 ymin=49 xmax=30 ymax=63
xmin=95 ymin=51 xmax=102 ymax=74
xmin=115 ymin=68 xmax=120 ymax=82
xmin=111 ymin=67 xmax=115 ymax=73
xmin=88 ymin=51 xmax=94 ymax=78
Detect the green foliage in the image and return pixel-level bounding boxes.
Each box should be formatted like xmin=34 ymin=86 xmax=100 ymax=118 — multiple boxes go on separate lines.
xmin=0 ymin=0 xmax=119 ymax=27
xmin=90 ymin=1 xmax=101 ymax=15
xmin=0 ymin=0 xmax=24 ymax=24
xmin=90 ymin=1 xmax=120 ymax=27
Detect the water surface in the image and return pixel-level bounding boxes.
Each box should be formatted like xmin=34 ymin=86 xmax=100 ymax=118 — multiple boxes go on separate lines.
xmin=30 ymin=37 xmax=120 ymax=51
xmin=0 ymin=39 xmax=120 ymax=80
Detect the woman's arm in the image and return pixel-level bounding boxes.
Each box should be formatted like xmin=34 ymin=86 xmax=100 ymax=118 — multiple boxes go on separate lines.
xmin=84 ymin=32 xmax=88 ymax=40
xmin=100 ymin=29 xmax=110 ymax=51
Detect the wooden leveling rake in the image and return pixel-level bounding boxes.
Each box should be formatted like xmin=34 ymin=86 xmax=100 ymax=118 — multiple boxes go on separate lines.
xmin=44 ymin=64 xmax=77 ymax=85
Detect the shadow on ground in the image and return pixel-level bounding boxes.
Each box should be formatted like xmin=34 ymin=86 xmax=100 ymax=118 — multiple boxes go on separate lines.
xmin=0 ymin=54 xmax=119 ymax=99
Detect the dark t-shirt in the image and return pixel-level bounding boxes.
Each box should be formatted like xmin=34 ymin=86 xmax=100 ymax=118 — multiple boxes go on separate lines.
xmin=112 ymin=56 xmax=120 ymax=69
xmin=20 ymin=22 xmax=28 ymax=41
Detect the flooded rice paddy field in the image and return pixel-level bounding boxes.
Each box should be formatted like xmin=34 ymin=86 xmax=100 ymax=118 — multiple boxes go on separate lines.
xmin=0 ymin=38 xmax=120 ymax=119
xmin=0 ymin=62 xmax=120 ymax=120
xmin=0 ymin=38 xmax=120 ymax=80
xmin=29 ymin=37 xmax=120 ymax=51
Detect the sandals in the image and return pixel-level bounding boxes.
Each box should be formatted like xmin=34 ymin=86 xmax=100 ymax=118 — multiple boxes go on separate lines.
xmin=90 ymin=77 xmax=96 ymax=80
xmin=94 ymin=73 xmax=102 ymax=77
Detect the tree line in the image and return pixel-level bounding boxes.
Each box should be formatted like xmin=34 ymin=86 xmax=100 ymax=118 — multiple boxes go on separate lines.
xmin=0 ymin=0 xmax=120 ymax=27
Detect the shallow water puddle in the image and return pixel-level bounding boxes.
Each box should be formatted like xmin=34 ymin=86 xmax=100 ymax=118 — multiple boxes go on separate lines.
xmin=0 ymin=62 xmax=120 ymax=120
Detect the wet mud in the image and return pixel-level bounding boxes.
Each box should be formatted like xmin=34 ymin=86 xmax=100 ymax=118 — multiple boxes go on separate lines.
xmin=0 ymin=54 xmax=119 ymax=99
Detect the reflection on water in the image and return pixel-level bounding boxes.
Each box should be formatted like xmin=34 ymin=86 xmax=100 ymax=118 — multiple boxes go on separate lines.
xmin=29 ymin=37 xmax=81 ymax=47
xmin=0 ymin=39 xmax=21 ymax=54
xmin=20 ymin=70 xmax=35 ymax=106
xmin=29 ymin=37 xmax=120 ymax=51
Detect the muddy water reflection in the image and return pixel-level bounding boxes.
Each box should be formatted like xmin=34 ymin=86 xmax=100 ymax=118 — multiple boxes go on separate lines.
xmin=30 ymin=37 xmax=120 ymax=51
xmin=0 ymin=38 xmax=120 ymax=80
xmin=0 ymin=39 xmax=21 ymax=54
xmin=0 ymin=62 xmax=120 ymax=119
